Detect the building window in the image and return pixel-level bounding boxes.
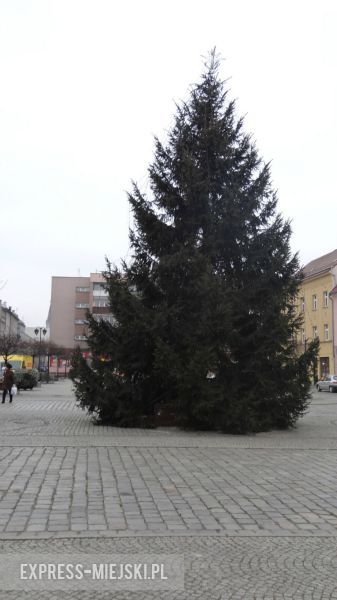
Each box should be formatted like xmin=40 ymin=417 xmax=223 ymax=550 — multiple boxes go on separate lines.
xmin=93 ymin=300 xmax=110 ymax=308
xmin=300 ymin=297 xmax=305 ymax=312
xmin=75 ymin=303 xmax=89 ymax=309
xmin=324 ymin=324 xmax=329 ymax=340
xmin=93 ymin=282 xmax=108 ymax=296
xmin=76 ymin=287 xmax=90 ymax=292
xmin=312 ymin=325 xmax=318 ymax=339
xmin=74 ymin=335 xmax=87 ymax=341
xmin=74 ymin=319 xmax=88 ymax=325
xmin=312 ymin=295 xmax=317 ymax=310
xmin=323 ymin=291 xmax=329 ymax=307
xmin=93 ymin=314 xmax=115 ymax=324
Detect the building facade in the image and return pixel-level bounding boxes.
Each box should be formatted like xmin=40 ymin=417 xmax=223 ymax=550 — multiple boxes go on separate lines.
xmin=297 ymin=249 xmax=337 ymax=378
xmin=0 ymin=301 xmax=31 ymax=341
xmin=48 ymin=274 xmax=114 ymax=349
xmin=330 ymin=285 xmax=337 ymax=375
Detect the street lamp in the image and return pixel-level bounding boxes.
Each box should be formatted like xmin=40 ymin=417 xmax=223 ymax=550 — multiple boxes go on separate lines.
xmin=34 ymin=327 xmax=47 ymax=371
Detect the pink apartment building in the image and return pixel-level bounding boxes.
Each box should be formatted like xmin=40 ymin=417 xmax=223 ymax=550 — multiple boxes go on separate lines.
xmin=48 ymin=273 xmax=113 ymax=350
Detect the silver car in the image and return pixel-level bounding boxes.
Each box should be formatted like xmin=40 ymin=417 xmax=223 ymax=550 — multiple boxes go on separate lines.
xmin=316 ymin=374 xmax=337 ymax=392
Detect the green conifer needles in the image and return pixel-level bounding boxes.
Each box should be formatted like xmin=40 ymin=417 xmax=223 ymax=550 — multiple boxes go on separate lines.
xmin=70 ymin=52 xmax=318 ymax=433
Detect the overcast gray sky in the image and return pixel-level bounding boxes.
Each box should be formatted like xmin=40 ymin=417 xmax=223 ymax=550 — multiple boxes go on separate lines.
xmin=1 ymin=0 xmax=336 ymax=326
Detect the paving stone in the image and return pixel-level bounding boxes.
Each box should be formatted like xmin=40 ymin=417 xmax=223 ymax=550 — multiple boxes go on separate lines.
xmin=0 ymin=380 xmax=336 ymax=598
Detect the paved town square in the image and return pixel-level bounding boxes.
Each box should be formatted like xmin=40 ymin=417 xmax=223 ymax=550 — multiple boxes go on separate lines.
xmin=0 ymin=380 xmax=337 ymax=598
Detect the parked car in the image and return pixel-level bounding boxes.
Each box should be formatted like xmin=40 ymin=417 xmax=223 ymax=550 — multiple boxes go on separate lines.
xmin=316 ymin=374 xmax=337 ymax=392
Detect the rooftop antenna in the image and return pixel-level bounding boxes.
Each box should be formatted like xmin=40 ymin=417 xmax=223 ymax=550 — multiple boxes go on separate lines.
xmin=77 ymin=268 xmax=81 ymax=276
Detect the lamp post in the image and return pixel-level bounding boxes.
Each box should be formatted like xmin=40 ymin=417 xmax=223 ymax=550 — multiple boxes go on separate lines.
xmin=34 ymin=327 xmax=47 ymax=372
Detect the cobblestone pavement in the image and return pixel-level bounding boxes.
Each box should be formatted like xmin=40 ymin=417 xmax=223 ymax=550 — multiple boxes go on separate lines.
xmin=0 ymin=381 xmax=336 ymax=449
xmin=0 ymin=380 xmax=337 ymax=598
xmin=1 ymin=536 xmax=337 ymax=600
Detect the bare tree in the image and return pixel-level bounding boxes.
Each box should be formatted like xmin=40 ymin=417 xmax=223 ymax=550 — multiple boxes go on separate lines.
xmin=0 ymin=334 xmax=21 ymax=363
xmin=19 ymin=338 xmax=74 ymax=365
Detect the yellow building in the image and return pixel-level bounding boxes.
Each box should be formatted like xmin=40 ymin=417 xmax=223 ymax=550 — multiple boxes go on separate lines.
xmin=297 ymin=249 xmax=337 ymax=378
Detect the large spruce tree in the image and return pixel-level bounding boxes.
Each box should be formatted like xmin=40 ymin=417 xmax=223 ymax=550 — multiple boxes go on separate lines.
xmin=71 ymin=52 xmax=318 ymax=433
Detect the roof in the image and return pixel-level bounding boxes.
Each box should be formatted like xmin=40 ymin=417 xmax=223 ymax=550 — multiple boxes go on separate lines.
xmin=330 ymin=285 xmax=337 ymax=296
xmin=302 ymin=249 xmax=337 ymax=279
